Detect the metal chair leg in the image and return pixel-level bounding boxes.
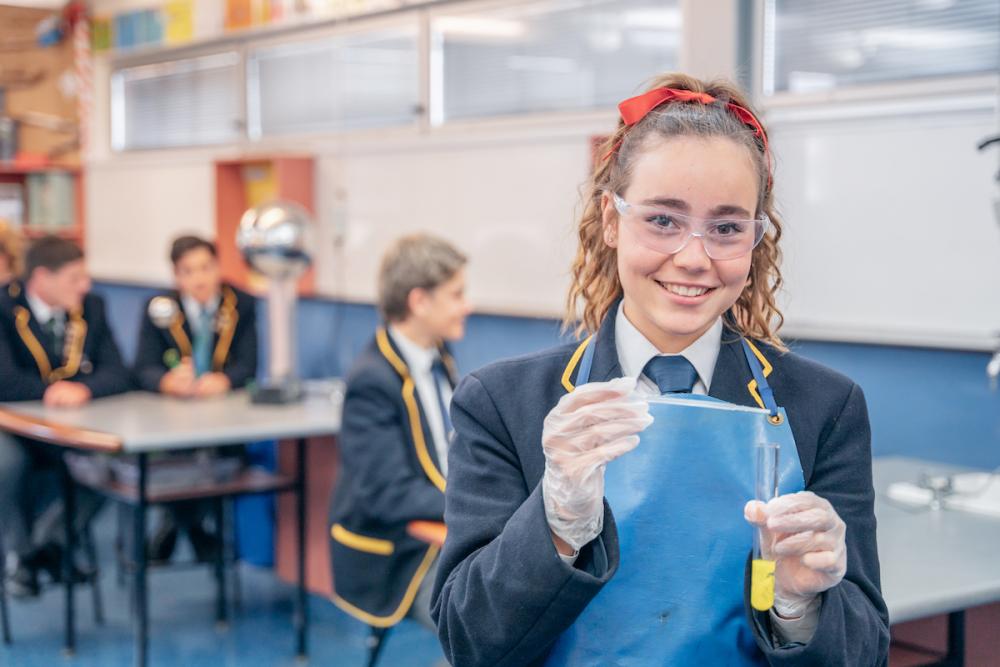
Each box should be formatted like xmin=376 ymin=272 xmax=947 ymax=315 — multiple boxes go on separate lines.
xmin=0 ymin=533 xmax=10 ymax=645
xmin=226 ymin=498 xmax=242 ymax=614
xmin=366 ymin=626 xmax=392 ymax=667
xmin=213 ymin=498 xmax=228 ymax=627
xmin=82 ymin=523 xmax=104 ymax=626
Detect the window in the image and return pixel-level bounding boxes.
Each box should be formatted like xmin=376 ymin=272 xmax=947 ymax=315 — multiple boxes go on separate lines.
xmin=112 ymin=52 xmax=244 ymax=150
xmin=247 ymin=26 xmax=420 ymax=137
xmin=763 ymin=0 xmax=1000 ymax=95
xmin=430 ymin=0 xmax=681 ymax=123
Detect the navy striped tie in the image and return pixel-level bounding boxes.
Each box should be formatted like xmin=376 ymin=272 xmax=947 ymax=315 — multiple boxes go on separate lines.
xmin=642 ymin=356 xmax=698 ymax=394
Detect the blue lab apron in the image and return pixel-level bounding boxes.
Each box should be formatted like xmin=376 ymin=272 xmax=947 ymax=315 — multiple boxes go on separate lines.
xmin=545 ymin=339 xmax=805 ymax=666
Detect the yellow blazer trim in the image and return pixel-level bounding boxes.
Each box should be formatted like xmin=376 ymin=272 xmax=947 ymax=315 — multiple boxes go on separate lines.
xmin=375 ymin=328 xmax=447 ymax=493
xmin=331 ymin=524 xmax=394 ymax=556
xmin=15 ymin=306 xmax=52 ymax=380
xmin=560 ymin=336 xmax=593 ymax=392
xmin=14 ymin=306 xmax=87 ymax=384
xmin=330 ymin=544 xmax=440 ymax=628
xmin=168 ymin=311 xmax=193 ymax=358
xmin=212 ymin=287 xmax=239 ymax=372
xmin=49 ymin=311 xmax=86 ymax=382
xmin=744 ymin=340 xmax=774 ymax=411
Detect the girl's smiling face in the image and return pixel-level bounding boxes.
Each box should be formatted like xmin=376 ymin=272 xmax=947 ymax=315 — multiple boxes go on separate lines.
xmin=603 ymin=135 xmax=760 ymax=353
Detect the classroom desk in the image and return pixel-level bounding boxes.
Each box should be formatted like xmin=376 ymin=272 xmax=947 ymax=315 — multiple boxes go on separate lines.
xmin=0 ymin=390 xmax=342 ymax=667
xmin=874 ymin=456 xmax=1000 ymax=667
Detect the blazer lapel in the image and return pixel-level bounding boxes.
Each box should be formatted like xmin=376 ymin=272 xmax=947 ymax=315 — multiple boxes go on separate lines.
xmin=379 ymin=329 xmax=445 ymax=474
xmin=588 ymin=301 xmax=624 ymax=383
xmin=708 ymin=337 xmax=758 ymax=408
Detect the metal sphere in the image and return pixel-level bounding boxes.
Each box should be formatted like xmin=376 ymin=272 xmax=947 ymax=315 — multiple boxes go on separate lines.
xmin=148 ymin=295 xmax=179 ymax=329
xmin=236 ymin=200 xmax=314 ymax=279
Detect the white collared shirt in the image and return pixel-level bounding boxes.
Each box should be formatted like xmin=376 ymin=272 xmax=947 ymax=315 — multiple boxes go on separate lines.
xmin=26 ymin=290 xmax=65 ymax=337
xmin=614 ymin=302 xmax=722 ymax=395
xmin=388 ymin=326 xmax=452 ymax=478
xmin=182 ymin=294 xmax=220 ymax=335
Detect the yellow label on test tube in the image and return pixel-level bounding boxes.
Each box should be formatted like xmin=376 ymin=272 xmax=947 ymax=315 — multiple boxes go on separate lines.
xmin=750 ymin=558 xmax=776 ymax=611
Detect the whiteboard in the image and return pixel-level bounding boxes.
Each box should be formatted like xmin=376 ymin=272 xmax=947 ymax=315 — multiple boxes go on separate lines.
xmin=770 ymin=93 xmax=1000 ymax=350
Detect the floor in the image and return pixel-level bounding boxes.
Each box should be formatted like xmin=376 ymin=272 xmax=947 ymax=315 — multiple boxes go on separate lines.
xmin=0 ymin=511 xmax=444 ymax=667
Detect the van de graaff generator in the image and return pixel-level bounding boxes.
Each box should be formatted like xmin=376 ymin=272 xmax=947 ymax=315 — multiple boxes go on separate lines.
xmin=751 ymin=442 xmax=779 ymax=612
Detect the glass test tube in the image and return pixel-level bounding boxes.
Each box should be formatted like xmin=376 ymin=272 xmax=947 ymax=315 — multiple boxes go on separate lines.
xmin=751 ymin=442 xmax=779 ymax=612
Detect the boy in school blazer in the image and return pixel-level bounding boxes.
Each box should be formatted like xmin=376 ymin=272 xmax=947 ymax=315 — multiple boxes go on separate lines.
xmin=0 ymin=236 xmax=132 ymax=596
xmin=329 ymin=234 xmax=470 ymax=630
xmin=132 ymin=235 xmax=257 ymax=562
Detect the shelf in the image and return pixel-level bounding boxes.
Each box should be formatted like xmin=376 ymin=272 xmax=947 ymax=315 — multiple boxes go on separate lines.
xmin=0 ymin=163 xmax=82 ymax=176
xmin=19 ymin=226 xmax=83 ymax=239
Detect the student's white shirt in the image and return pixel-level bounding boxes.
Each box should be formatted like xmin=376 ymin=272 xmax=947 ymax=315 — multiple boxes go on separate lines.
xmin=182 ymin=294 xmax=220 ymax=335
xmin=561 ymin=302 xmax=818 ymax=644
xmin=388 ymin=326 xmax=452 ymax=478
xmin=26 ymin=291 xmax=65 ymax=337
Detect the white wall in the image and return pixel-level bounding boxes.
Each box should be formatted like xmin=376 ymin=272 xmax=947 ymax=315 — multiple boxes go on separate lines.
xmin=83 ymin=0 xmax=1000 ymax=348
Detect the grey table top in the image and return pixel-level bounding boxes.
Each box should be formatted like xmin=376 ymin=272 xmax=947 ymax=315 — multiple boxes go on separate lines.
xmin=0 ymin=389 xmax=342 ymax=453
xmin=874 ymin=456 xmax=1000 ymax=624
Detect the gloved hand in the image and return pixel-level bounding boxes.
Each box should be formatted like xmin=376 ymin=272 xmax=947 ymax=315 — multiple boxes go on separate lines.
xmin=542 ymin=376 xmax=653 ymax=552
xmin=744 ymin=491 xmax=847 ymax=617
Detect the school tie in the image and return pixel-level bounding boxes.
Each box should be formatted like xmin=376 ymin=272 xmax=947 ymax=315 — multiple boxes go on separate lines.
xmin=192 ymin=308 xmax=214 ymax=377
xmin=642 ymin=355 xmax=699 ymax=394
xmin=43 ymin=316 xmax=64 ymax=356
xmin=430 ymin=357 xmax=454 ymax=437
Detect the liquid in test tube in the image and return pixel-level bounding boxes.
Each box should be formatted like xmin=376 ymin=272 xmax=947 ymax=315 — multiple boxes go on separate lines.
xmin=751 ymin=442 xmax=779 ymax=612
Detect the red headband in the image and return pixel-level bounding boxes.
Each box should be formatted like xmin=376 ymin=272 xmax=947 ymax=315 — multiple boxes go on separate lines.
xmin=608 ymin=87 xmax=772 ymax=188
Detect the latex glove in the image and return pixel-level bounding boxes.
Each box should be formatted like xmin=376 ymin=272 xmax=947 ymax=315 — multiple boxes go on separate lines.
xmin=744 ymin=491 xmax=847 ymax=617
xmin=542 ymin=376 xmax=653 ymax=552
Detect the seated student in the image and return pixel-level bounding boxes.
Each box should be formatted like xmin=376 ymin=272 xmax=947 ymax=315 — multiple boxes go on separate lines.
xmin=133 ymin=235 xmax=257 ymax=562
xmin=329 ymin=234 xmax=471 ymax=631
xmin=0 ymin=236 xmax=132 ymax=597
xmin=0 ymin=219 xmax=23 ymax=286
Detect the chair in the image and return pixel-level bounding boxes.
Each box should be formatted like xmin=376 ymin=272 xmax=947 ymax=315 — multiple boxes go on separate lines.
xmin=0 ymin=521 xmax=104 ymax=644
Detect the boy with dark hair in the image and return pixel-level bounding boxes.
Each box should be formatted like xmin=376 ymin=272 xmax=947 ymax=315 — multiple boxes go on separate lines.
xmin=0 ymin=236 xmax=132 ymax=596
xmin=133 ymin=234 xmax=257 ymax=562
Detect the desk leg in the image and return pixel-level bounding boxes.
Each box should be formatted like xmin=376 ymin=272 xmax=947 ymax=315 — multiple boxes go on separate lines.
xmin=944 ymin=610 xmax=965 ymax=667
xmin=295 ymin=437 xmax=308 ymax=659
xmin=133 ymin=453 xmax=148 ymax=667
xmin=61 ymin=462 xmax=76 ymax=656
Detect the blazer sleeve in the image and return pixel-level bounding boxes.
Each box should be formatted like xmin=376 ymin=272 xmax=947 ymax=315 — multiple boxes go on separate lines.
xmin=340 ymin=372 xmax=445 ymax=525
xmin=133 ymin=305 xmax=168 ymax=393
xmin=753 ymin=383 xmax=890 ymax=666
xmin=0 ymin=324 xmax=48 ymax=401
xmin=222 ymin=297 xmax=257 ymax=389
xmin=75 ymin=298 xmax=133 ymax=398
xmin=432 ymin=373 xmax=619 ymax=667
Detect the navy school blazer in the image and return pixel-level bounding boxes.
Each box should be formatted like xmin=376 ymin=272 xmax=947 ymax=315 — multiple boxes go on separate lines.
xmin=132 ymin=284 xmax=258 ymax=392
xmin=0 ymin=281 xmax=132 ymax=402
xmin=432 ymin=307 xmax=889 ymax=667
xmin=328 ymin=328 xmax=458 ymax=627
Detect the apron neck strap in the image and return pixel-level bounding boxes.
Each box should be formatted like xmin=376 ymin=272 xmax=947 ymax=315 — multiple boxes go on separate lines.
xmin=576 ymin=336 xmax=596 ymax=386
xmin=740 ymin=339 xmax=779 ymax=417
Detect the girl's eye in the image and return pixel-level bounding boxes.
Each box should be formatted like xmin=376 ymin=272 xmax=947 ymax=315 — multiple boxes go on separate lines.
xmin=645 ymin=213 xmax=682 ymax=230
xmin=712 ymin=221 xmax=747 ymax=236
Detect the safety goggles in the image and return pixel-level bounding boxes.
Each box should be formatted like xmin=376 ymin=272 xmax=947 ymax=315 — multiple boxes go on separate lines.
xmin=611 ymin=192 xmax=769 ymax=261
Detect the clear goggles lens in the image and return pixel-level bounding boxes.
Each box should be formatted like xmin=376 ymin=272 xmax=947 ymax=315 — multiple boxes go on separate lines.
xmin=612 ymin=192 xmax=769 ymax=261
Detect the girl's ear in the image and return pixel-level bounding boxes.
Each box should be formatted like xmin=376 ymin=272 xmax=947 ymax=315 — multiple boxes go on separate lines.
xmin=601 ymin=192 xmax=619 ymax=248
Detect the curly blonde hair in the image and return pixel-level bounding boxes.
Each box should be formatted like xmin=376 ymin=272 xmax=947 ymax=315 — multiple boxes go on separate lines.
xmin=565 ymin=72 xmax=785 ymax=349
